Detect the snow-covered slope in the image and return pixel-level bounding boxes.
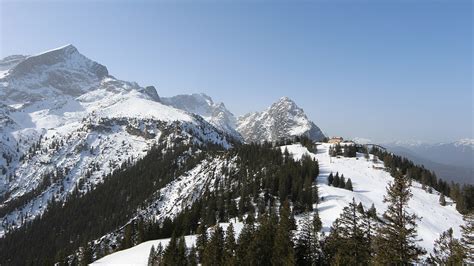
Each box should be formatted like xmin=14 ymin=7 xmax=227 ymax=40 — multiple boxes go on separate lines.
xmin=161 ymin=93 xmax=241 ymax=140
xmin=237 ymin=97 xmax=325 ymax=143
xmin=93 ymin=142 xmax=464 ymax=264
xmin=0 ymin=45 xmax=234 ymax=236
xmin=282 ymin=143 xmax=464 ymax=253
xmin=92 ymin=221 xmax=244 ymax=266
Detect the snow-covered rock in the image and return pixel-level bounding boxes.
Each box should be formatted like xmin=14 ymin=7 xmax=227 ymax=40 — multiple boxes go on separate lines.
xmin=236 ymin=96 xmax=325 ymax=143
xmin=162 ymin=93 xmax=241 ymax=140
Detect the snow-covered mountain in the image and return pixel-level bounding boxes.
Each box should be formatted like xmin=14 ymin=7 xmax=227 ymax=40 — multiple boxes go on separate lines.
xmin=0 ymin=45 xmax=235 ymax=235
xmin=236 ymin=96 xmax=325 ymax=143
xmin=161 ymin=93 xmax=241 ymax=140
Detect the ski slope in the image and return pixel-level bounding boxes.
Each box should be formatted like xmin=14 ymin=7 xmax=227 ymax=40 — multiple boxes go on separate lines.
xmin=283 ymin=143 xmax=464 ymax=252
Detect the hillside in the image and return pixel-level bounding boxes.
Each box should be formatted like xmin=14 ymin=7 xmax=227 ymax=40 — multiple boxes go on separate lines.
xmin=92 ymin=143 xmax=465 ymax=265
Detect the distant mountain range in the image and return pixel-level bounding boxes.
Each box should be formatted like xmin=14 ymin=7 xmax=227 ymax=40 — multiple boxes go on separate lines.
xmin=383 ymin=140 xmax=473 ymax=184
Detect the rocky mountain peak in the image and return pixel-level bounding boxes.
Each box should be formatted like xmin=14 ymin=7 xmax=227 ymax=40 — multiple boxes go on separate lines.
xmin=236 ymin=97 xmax=325 ymax=143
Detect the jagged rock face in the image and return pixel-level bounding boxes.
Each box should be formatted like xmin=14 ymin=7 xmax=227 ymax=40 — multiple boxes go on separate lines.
xmin=161 ymin=93 xmax=242 ymax=139
xmin=236 ymin=97 xmax=325 ymax=143
xmin=0 ymin=45 xmax=109 ymax=104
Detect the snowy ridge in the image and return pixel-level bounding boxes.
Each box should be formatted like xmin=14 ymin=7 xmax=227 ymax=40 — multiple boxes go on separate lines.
xmin=162 ymin=93 xmax=242 ymax=140
xmin=237 ymin=97 xmax=325 ymax=143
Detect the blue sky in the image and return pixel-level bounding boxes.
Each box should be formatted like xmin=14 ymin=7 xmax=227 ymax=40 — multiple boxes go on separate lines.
xmin=1 ymin=0 xmax=472 ymax=142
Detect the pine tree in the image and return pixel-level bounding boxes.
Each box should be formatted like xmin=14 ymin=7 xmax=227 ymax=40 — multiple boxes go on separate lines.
xmin=439 ymin=193 xmax=446 ymax=206
xmin=333 ymin=173 xmax=340 ymax=188
xmin=361 ymin=203 xmax=378 ymax=259
xmin=195 ymin=223 xmax=207 ymax=262
xmin=429 ymin=227 xmax=466 ymax=264
xmin=271 ymin=201 xmax=295 ymax=265
xmin=203 ymin=225 xmax=225 ymax=266
xmin=147 ymin=245 xmax=156 ymax=266
xmin=79 ymin=244 xmax=93 ymax=266
xmin=295 ymin=212 xmax=321 ymax=265
xmin=327 ymin=172 xmax=334 ymax=186
xmin=461 ymin=212 xmax=474 ymax=264
xmin=324 ymin=198 xmax=371 ymax=265
xmin=345 ymin=178 xmax=353 ymax=191
xmin=177 ymin=236 xmax=187 ymax=265
xmin=187 ymin=246 xmax=198 ymax=266
xmin=249 ymin=212 xmax=277 ymax=265
xmin=223 ymin=223 xmax=237 ymax=265
xmin=162 ymin=233 xmax=179 ymax=265
xmin=120 ymin=223 xmax=133 ymax=250
xmin=373 ymin=175 xmax=425 ymax=264
xmin=155 ymin=243 xmax=163 ymax=265
xmin=313 ymin=208 xmax=322 ymax=232
xmin=339 ymin=174 xmax=346 ymax=188
xmin=236 ymin=221 xmax=255 ymax=265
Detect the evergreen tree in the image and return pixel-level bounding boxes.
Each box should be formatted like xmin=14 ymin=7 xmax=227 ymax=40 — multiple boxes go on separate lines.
xmin=120 ymin=223 xmax=133 ymax=250
xmin=345 ymin=178 xmax=353 ymax=191
xmin=79 ymin=244 xmax=93 ymax=266
xmin=203 ymin=225 xmax=225 ymax=266
xmin=333 ymin=172 xmax=340 ymax=188
xmin=461 ymin=212 xmax=474 ymax=264
xmin=373 ymin=175 xmax=425 ymax=264
xmin=236 ymin=221 xmax=255 ymax=265
xmin=195 ymin=223 xmax=207 ymax=262
xmin=249 ymin=212 xmax=277 ymax=265
xmin=439 ymin=193 xmax=446 ymax=206
xmin=224 ymin=223 xmax=237 ymax=266
xmin=324 ymin=198 xmax=371 ymax=265
xmin=147 ymin=245 xmax=156 ymax=266
xmin=313 ymin=208 xmax=322 ymax=233
xmin=187 ymin=246 xmax=198 ymax=266
xmin=339 ymin=175 xmax=346 ymax=189
xmin=295 ymin=212 xmax=320 ymax=265
xmin=429 ymin=227 xmax=466 ymax=264
xmin=271 ymin=201 xmax=295 ymax=265
xmin=162 ymin=233 xmax=179 ymax=265
xmin=327 ymin=172 xmax=334 ymax=186
xmin=361 ymin=204 xmax=378 ymax=259
xmin=177 ymin=236 xmax=187 ymax=265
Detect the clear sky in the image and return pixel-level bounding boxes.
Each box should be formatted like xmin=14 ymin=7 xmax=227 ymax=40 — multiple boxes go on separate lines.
xmin=1 ymin=0 xmax=472 ymax=143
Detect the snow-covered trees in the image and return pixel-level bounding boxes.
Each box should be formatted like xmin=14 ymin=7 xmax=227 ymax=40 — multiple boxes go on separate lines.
xmin=461 ymin=212 xmax=474 ymax=263
xmin=373 ymin=174 xmax=425 ymax=264
xmin=323 ymin=198 xmax=374 ymax=265
xmin=295 ymin=212 xmax=321 ymax=265
xmin=429 ymin=227 xmax=466 ymax=264
xmin=439 ymin=193 xmax=446 ymax=206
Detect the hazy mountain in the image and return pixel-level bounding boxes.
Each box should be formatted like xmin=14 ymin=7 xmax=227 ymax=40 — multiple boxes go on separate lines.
xmin=384 ymin=139 xmax=473 ymax=184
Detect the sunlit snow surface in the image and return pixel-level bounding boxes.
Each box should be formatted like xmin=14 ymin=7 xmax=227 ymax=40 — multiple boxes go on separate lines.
xmin=94 ymin=143 xmax=463 ymax=264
